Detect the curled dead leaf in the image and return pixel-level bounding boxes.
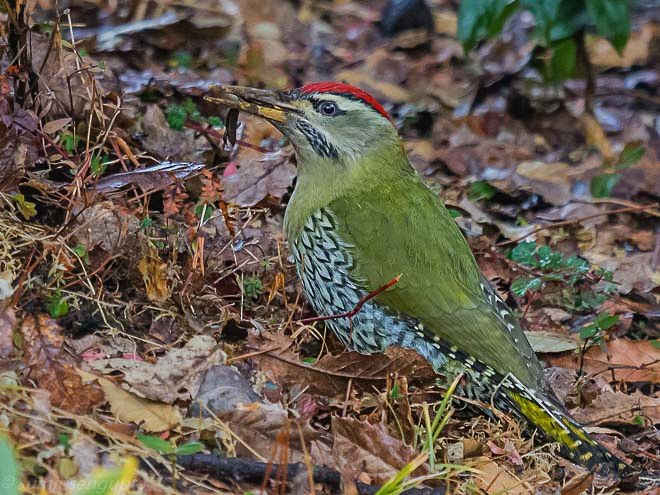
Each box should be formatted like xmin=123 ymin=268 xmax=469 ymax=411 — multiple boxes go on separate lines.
xmin=548 ymin=339 xmax=660 ymax=384
xmin=91 ymin=335 xmax=225 ymax=403
xmin=98 ymin=376 xmax=182 ymax=432
xmin=138 ymin=249 xmax=172 ymax=302
xmin=332 ymin=416 xmax=428 ymax=485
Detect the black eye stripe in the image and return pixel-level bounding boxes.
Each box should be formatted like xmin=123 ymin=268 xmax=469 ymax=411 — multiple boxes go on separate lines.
xmin=296 ymin=121 xmax=339 ymax=159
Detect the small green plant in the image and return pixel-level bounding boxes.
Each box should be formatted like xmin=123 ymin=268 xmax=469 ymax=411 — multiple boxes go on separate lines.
xmin=169 ymin=50 xmax=193 ymax=69
xmin=165 ymin=104 xmax=188 ymax=130
xmin=139 ymin=216 xmax=154 ymax=229
xmin=591 ymin=142 xmax=645 ymax=198
xmin=137 ymin=434 xmax=204 ymax=456
xmin=72 ymin=244 xmax=90 ymax=265
xmin=46 ymin=290 xmax=69 ymax=318
xmin=467 ymin=180 xmax=497 ymax=201
xmin=507 ymin=241 xmax=614 ymax=309
xmin=458 ymin=0 xmax=631 ymax=83
xmin=13 ymin=193 xmax=36 ymax=219
xmin=208 ymin=116 xmax=224 ymax=128
xmin=577 ymin=311 xmax=618 ymax=341
xmin=90 ymin=155 xmax=109 ymax=176
xmin=59 ymin=131 xmax=80 ymax=153
xmin=194 ymin=202 xmax=213 ymax=223
xmin=241 ymin=276 xmax=263 ymax=300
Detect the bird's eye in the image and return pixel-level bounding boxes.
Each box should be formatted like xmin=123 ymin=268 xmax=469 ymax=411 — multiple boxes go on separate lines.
xmin=319 ymin=102 xmax=338 ymax=116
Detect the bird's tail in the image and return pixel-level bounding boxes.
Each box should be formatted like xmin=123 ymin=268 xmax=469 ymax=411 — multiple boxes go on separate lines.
xmin=498 ymin=376 xmax=630 ymax=478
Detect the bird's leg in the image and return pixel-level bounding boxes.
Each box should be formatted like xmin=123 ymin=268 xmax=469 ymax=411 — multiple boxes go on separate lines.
xmin=297 ymin=275 xmax=402 ymax=324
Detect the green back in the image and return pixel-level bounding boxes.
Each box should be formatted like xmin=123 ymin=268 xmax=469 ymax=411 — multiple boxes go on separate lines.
xmin=328 ymin=173 xmax=545 ymax=390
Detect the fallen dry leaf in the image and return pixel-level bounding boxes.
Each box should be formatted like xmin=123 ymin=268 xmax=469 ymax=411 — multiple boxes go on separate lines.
xmin=581 ymin=113 xmax=613 ymax=160
xmin=468 ymin=457 xmax=532 ymax=495
xmin=217 ymin=401 xmax=333 ymax=466
xmin=561 ymin=472 xmax=594 ymax=495
xmin=332 ymin=416 xmax=427 ymax=485
xmin=587 ymin=24 xmax=654 ymax=68
xmin=582 ymin=252 xmax=659 ymax=294
xmin=21 ymin=314 xmax=65 ymax=369
xmin=571 ymin=390 xmax=659 ymax=426
xmin=140 ymin=105 xmax=210 ymax=162
xmin=138 ymin=249 xmax=172 ymax=302
xmin=515 ymin=161 xmax=572 ymax=206
xmin=0 ymin=95 xmax=40 ymax=191
xmin=21 ymin=315 xmax=103 ymax=413
xmin=75 ymin=202 xmax=140 ymax=252
xmin=525 ymin=331 xmax=579 ymax=354
xmin=91 ymin=335 xmax=225 ymax=403
xmin=223 ymin=148 xmax=296 ymax=206
xmin=548 ymin=338 xmax=660 ymax=384
xmin=98 ymin=376 xmax=182 ymax=432
xmin=255 ymin=333 xmax=435 ymax=397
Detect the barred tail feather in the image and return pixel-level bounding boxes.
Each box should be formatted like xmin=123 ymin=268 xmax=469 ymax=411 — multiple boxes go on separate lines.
xmin=502 ymin=378 xmax=628 ymax=477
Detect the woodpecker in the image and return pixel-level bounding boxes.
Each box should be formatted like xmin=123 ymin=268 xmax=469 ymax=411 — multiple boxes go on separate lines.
xmin=208 ymin=82 xmax=631 ymax=477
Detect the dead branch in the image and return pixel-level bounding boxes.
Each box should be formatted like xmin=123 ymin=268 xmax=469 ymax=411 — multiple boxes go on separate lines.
xmin=176 ymin=454 xmax=444 ymax=494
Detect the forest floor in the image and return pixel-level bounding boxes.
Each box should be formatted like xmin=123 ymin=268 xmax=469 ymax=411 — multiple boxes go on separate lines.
xmin=0 ymin=0 xmax=658 ymax=494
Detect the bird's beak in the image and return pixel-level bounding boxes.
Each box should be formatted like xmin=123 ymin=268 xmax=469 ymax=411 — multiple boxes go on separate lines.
xmin=205 ymin=85 xmax=299 ymax=123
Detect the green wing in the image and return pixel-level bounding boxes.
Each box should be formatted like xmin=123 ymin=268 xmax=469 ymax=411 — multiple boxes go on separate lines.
xmin=329 ymin=174 xmax=545 ymax=390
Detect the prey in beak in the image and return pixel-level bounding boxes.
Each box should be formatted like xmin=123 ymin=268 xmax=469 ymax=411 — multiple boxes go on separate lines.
xmin=205 ymin=85 xmax=299 ymax=145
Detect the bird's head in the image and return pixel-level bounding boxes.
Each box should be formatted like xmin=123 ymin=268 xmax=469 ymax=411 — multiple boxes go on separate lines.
xmin=207 ymin=82 xmax=403 ymax=169
xmin=208 ymin=82 xmax=412 ymax=234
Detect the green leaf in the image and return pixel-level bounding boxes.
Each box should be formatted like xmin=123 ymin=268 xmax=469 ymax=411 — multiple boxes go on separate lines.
xmin=13 ymin=193 xmax=37 ymax=219
xmin=208 ymin=116 xmax=224 ymax=128
xmin=546 ymin=38 xmax=577 ymax=81
xmin=241 ymin=276 xmax=263 ymax=300
xmin=46 ymin=291 xmax=69 ymax=318
xmin=467 ymin=180 xmax=497 ymax=201
xmin=165 ymin=104 xmax=188 ymax=130
xmin=616 ymin=142 xmax=645 ymax=170
xmin=0 ymin=436 xmax=20 ymax=495
xmin=72 ymin=244 xmax=89 ymax=264
xmin=579 ymin=323 xmax=599 ymax=340
xmin=631 ymin=415 xmax=644 ymax=426
xmin=457 ymin=0 xmax=519 ymax=51
xmin=594 ymin=312 xmax=618 ymax=330
xmin=590 ymin=172 xmax=621 ymax=197
xmin=521 ymin=0 xmax=561 ymax=43
xmin=548 ymin=0 xmax=590 ymax=42
xmin=537 ymin=245 xmax=563 ymax=270
xmin=585 ymin=0 xmax=630 ymax=54
xmin=174 ymin=441 xmax=205 ymax=455
xmin=511 ymin=277 xmax=543 ymax=297
xmin=58 ymin=433 xmax=71 ymax=450
xmin=170 ymin=51 xmax=193 ymax=69
xmin=60 ymin=132 xmax=79 ymax=153
xmin=140 ymin=216 xmax=153 ymax=229
xmin=137 ymin=433 xmax=174 ymax=454
xmin=194 ymin=202 xmax=213 ymax=222
xmin=447 ymin=208 xmax=463 ymax=219
xmin=90 ymin=155 xmax=108 ymax=176
xmin=509 ymin=241 xmax=537 ymax=264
